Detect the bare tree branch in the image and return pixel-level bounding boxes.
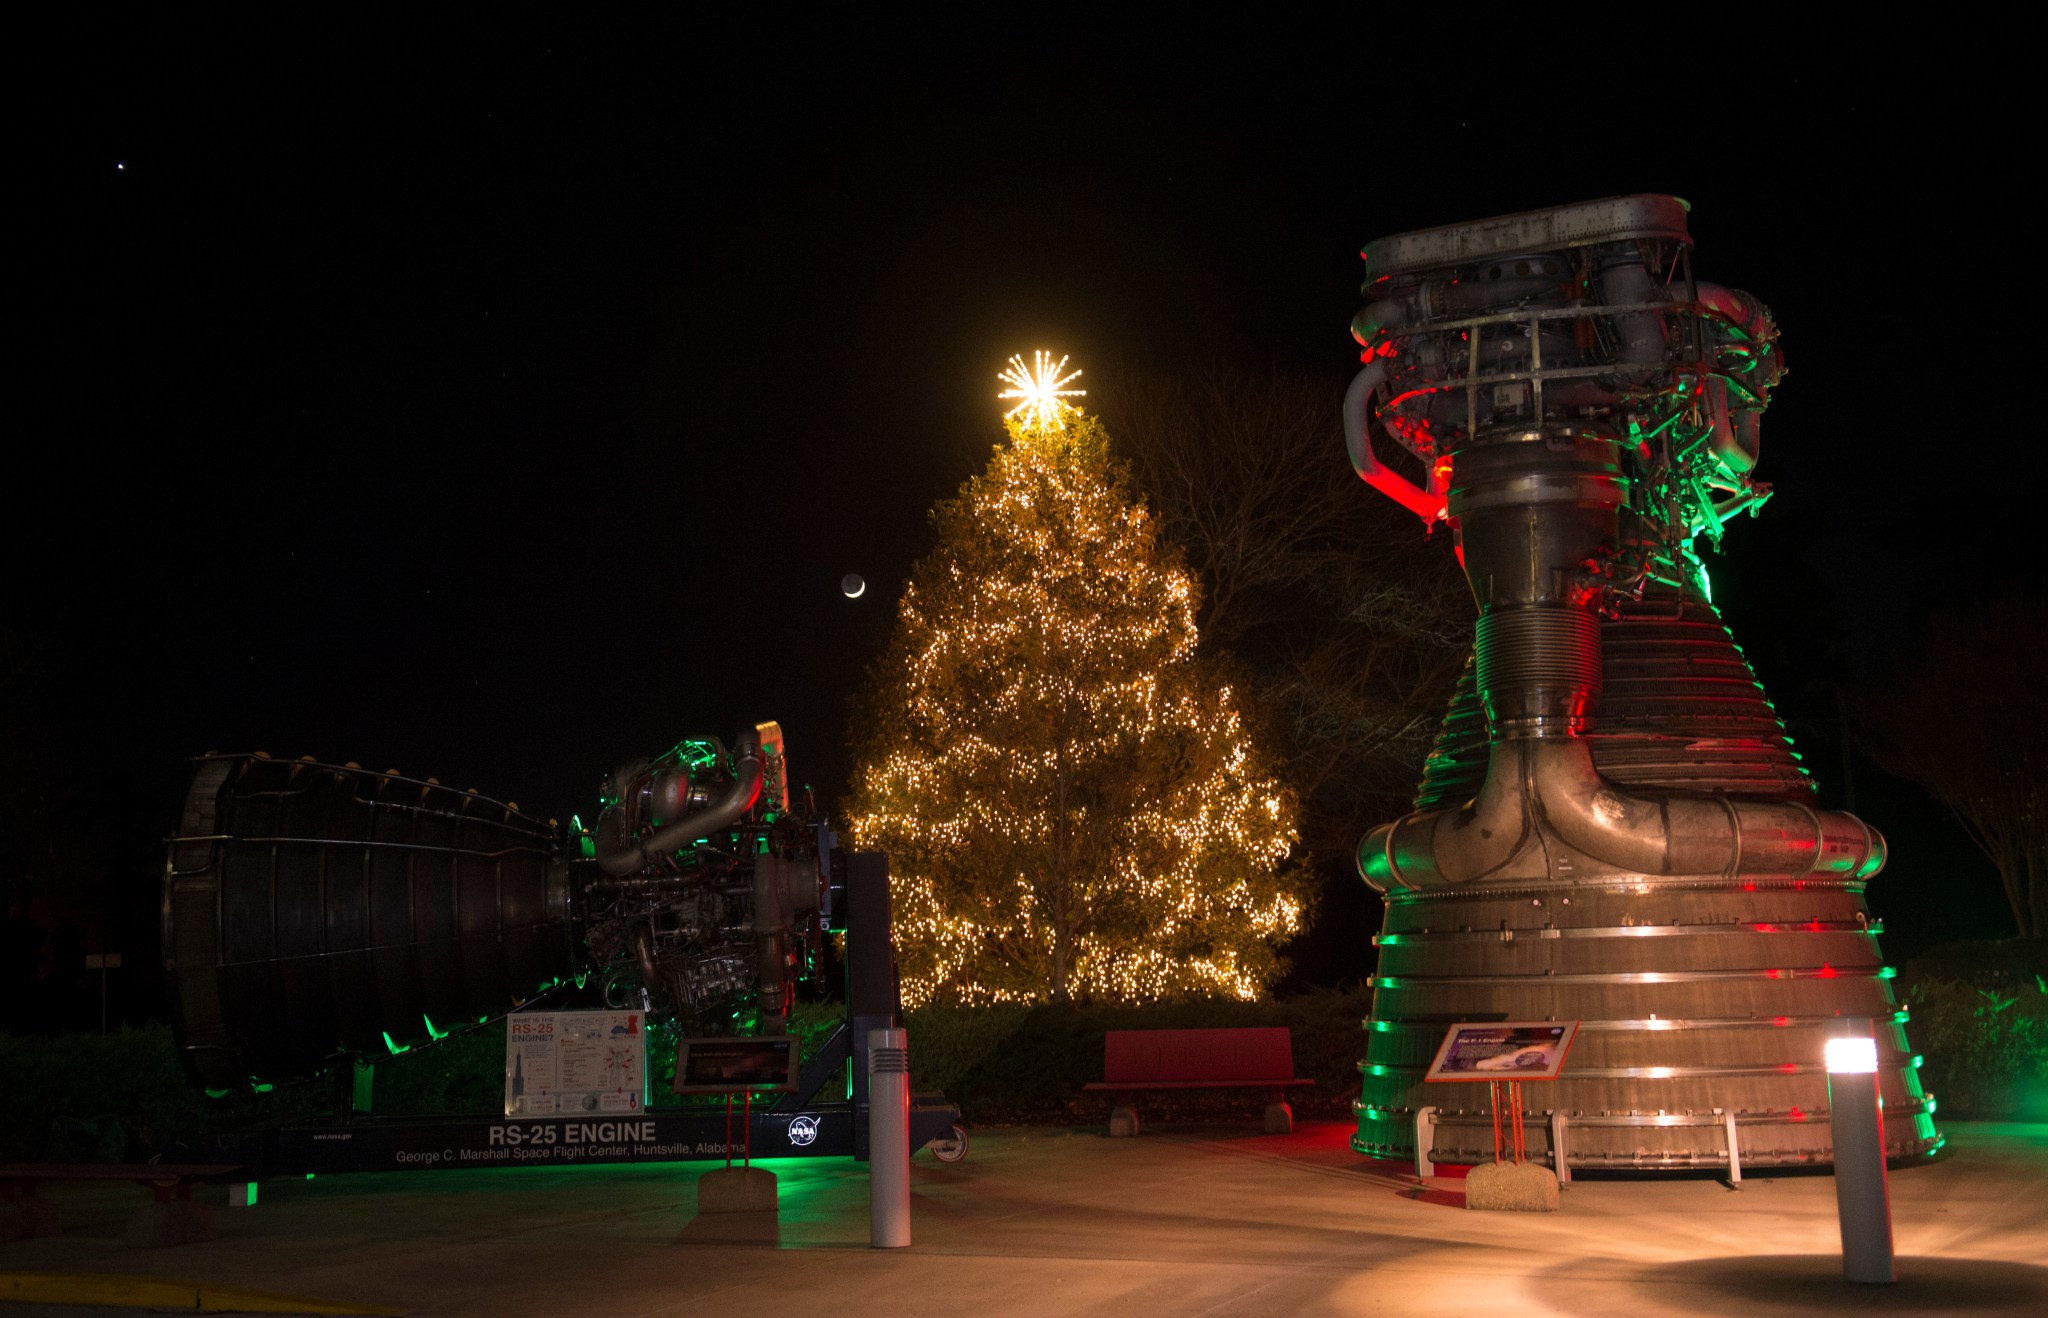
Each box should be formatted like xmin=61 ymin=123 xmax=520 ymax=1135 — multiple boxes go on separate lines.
xmin=1848 ymin=594 xmax=2047 ymax=940
xmin=1094 ymin=362 xmax=1471 ymax=861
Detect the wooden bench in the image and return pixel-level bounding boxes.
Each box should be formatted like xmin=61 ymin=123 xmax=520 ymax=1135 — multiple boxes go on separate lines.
xmin=0 ymin=1163 xmax=245 ymax=1247
xmin=1083 ymin=1028 xmax=1312 ymax=1136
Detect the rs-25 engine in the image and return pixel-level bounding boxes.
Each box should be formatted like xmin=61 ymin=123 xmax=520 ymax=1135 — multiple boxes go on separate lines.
xmin=161 ymin=721 xmax=832 ymax=1091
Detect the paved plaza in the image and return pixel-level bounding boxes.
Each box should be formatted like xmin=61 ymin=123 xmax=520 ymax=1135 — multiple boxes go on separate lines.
xmin=4 ymin=1120 xmax=2045 ymax=1316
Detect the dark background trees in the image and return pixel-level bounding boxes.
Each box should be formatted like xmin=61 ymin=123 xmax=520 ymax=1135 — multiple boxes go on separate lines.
xmin=1093 ymin=365 xmax=1469 ymax=986
xmin=1850 ymin=595 xmax=2047 ymax=942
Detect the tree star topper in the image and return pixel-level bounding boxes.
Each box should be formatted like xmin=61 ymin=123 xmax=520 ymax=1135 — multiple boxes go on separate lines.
xmin=998 ymin=351 xmax=1086 ymax=431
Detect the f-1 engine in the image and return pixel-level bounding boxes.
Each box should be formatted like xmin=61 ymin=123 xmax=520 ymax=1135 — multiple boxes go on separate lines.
xmin=1343 ymin=196 xmax=1938 ymax=1170
xmin=162 ymin=721 xmax=829 ymax=1091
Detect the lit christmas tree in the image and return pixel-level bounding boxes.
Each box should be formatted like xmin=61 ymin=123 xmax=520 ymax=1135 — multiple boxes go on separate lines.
xmin=846 ymin=355 xmax=1304 ymax=1006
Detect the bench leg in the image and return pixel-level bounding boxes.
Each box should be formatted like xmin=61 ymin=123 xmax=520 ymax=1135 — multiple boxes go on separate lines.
xmin=1108 ymin=1103 xmax=1141 ymax=1138
xmin=1262 ymin=1097 xmax=1293 ymax=1135
xmin=1549 ymin=1109 xmax=1571 ymax=1186
xmin=0 ymin=1194 xmax=61 ymax=1241
xmin=1415 ymin=1106 xmax=1438 ymax=1179
xmin=127 ymin=1184 xmax=216 ymax=1248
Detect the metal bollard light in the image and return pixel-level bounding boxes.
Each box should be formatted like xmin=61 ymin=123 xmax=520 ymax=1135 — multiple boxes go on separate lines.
xmin=867 ymin=1027 xmax=910 ymax=1248
xmin=1825 ymin=1020 xmax=1894 ymax=1284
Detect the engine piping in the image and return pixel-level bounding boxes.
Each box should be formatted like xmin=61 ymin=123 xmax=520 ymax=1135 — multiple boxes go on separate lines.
xmin=1359 ymin=736 xmax=1885 ymax=891
xmin=596 ymin=728 xmax=766 ymax=876
xmin=1344 ymin=360 xmax=1447 ymax=521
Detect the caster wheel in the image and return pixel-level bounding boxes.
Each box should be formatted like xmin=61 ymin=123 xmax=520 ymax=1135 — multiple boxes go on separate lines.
xmin=930 ymin=1124 xmax=969 ymax=1163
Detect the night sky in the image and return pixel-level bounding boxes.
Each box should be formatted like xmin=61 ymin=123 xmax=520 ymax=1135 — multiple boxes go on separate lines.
xmin=11 ymin=19 xmax=2027 ymax=1020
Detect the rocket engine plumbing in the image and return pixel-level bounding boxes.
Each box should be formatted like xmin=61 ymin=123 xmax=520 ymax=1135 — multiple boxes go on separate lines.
xmin=585 ymin=723 xmax=825 ymax=1036
xmin=1344 ymin=195 xmax=1937 ymax=1169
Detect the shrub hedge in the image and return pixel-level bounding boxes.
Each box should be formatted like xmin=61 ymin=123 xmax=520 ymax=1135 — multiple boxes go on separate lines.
xmin=1898 ymin=939 xmax=2048 ymax=1121
xmin=11 ymin=943 xmax=2044 ymax=1160
xmin=0 ymin=991 xmax=1374 ymax=1159
xmin=1901 ymin=976 xmax=2048 ymax=1121
xmin=0 ymin=1027 xmax=225 ymax=1163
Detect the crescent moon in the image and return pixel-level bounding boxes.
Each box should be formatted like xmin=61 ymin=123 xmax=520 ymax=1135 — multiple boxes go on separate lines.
xmin=841 ymin=574 xmax=867 ymax=599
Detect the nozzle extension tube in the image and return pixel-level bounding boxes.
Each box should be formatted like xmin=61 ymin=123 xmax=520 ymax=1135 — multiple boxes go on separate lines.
xmin=1358 ymin=738 xmax=1885 ymax=891
xmin=1694 ymin=281 xmax=1776 ymax=343
xmin=1345 ymin=361 xmax=1447 ymax=522
xmin=628 ymin=923 xmax=664 ymax=1006
xmin=595 ymin=729 xmax=766 ymax=876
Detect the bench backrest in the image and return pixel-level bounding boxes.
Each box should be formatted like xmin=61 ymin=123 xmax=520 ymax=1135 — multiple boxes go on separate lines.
xmin=1102 ymin=1027 xmax=1296 ymax=1084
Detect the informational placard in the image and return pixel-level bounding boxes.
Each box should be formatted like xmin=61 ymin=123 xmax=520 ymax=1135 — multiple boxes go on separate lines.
xmin=264 ymin=1107 xmax=858 ymax=1173
xmin=672 ymin=1036 xmax=799 ymax=1094
xmin=1424 ymin=1021 xmax=1578 ymax=1082
xmin=505 ymin=1010 xmax=648 ymax=1116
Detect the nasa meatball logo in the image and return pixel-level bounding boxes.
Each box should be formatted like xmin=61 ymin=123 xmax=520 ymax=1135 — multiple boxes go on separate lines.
xmin=787 ymin=1115 xmax=820 ymax=1147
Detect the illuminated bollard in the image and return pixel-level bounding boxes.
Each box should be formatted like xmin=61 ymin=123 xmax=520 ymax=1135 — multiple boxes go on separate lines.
xmin=1825 ymin=1022 xmax=1894 ymax=1284
xmin=868 ymin=1027 xmax=911 ymax=1248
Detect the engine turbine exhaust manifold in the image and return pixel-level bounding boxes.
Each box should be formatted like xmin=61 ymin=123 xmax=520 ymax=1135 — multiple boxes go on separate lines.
xmin=1361 ymin=737 xmax=1884 ymax=889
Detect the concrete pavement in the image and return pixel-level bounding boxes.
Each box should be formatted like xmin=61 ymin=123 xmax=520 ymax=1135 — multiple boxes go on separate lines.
xmin=3 ymin=1120 xmax=2044 ymax=1316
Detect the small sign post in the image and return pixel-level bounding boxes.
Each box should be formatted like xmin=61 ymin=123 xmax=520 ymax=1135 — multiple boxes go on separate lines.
xmin=504 ymin=1009 xmax=649 ymax=1118
xmin=673 ymin=1037 xmax=799 ymax=1173
xmin=672 ymin=1036 xmax=798 ymax=1217
xmin=84 ymin=953 xmax=121 ymax=1033
xmin=1422 ymin=1022 xmax=1579 ymax=1174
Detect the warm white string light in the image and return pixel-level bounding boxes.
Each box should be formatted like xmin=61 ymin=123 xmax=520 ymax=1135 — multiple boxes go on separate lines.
xmin=848 ymin=402 xmax=1302 ymax=1007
